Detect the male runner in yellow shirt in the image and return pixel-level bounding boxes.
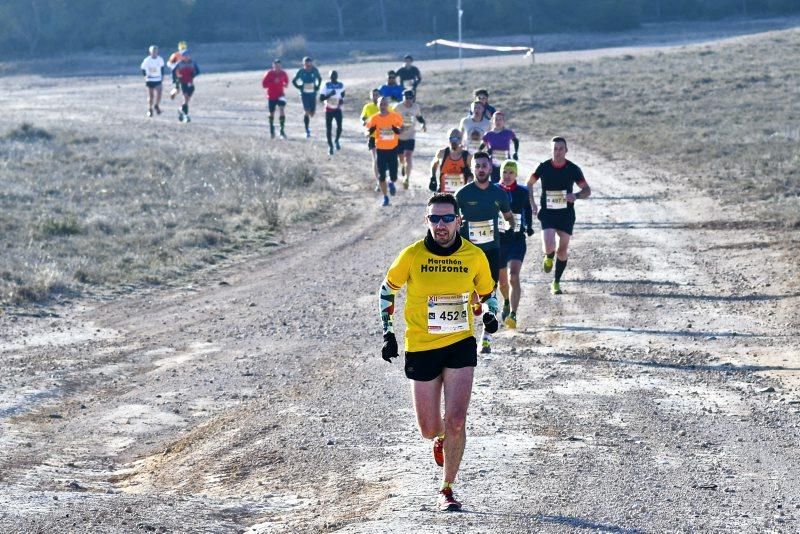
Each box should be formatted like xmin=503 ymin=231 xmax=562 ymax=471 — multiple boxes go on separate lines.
xmin=379 ymin=193 xmax=499 ymax=512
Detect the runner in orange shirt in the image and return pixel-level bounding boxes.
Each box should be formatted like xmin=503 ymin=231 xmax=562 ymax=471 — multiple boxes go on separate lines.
xmin=366 ymin=96 xmax=404 ymax=206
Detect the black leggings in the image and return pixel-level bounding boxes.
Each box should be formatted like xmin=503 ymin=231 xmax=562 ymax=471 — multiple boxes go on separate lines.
xmin=325 ymin=109 xmax=342 ymax=147
xmin=376 ymin=148 xmax=398 ymax=182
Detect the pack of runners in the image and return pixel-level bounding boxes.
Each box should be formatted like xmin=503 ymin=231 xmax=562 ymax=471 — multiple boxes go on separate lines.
xmin=136 ymin=45 xmax=594 ymax=513
xmin=383 ymin=83 xmax=592 ymax=512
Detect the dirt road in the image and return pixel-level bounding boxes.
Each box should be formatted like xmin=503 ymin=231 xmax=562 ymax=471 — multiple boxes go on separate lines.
xmin=1 ymin=33 xmax=799 ymax=533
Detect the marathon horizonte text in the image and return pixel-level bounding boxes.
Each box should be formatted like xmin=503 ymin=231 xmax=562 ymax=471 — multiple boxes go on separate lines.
xmin=421 ymin=258 xmax=469 ymax=273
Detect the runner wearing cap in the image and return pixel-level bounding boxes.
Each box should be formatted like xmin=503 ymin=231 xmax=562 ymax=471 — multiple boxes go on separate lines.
xmin=140 ymin=45 xmax=165 ymax=118
xmin=430 ymin=129 xmax=472 ymax=194
xmin=292 ymin=56 xmax=322 ymax=138
xmin=261 ymin=58 xmax=289 ymax=139
xmin=392 ymin=89 xmax=426 ymax=189
xmin=379 ymin=71 xmax=404 ymax=103
xmin=396 ymin=54 xmax=422 ymax=96
xmin=497 ymin=159 xmax=533 ymax=328
xmin=320 ymin=70 xmax=345 ymax=155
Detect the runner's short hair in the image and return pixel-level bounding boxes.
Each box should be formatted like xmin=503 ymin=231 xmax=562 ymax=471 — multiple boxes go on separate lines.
xmin=474 ymin=88 xmax=489 ymax=98
xmin=303 ymin=56 xmax=312 ymax=62
xmin=551 ymin=136 xmax=567 ymax=149
xmin=427 ymin=193 xmax=459 ymax=213
xmin=472 ymin=151 xmax=491 ymax=163
xmin=404 ymin=54 xmax=413 ymax=61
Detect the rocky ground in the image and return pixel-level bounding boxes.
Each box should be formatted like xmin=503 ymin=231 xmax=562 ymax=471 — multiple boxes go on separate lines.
xmin=1 ymin=30 xmax=799 ymax=533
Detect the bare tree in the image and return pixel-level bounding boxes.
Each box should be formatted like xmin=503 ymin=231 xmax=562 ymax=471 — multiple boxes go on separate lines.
xmin=0 ymin=0 xmax=44 ymax=54
xmin=332 ymin=0 xmax=351 ymax=38
xmin=378 ymin=0 xmax=387 ymax=34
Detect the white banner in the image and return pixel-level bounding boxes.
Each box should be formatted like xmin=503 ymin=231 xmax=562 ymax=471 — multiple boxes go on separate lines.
xmin=426 ymin=39 xmax=534 ymax=57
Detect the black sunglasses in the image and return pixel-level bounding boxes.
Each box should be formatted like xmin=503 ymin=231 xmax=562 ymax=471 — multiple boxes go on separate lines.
xmin=427 ymin=214 xmax=458 ymax=224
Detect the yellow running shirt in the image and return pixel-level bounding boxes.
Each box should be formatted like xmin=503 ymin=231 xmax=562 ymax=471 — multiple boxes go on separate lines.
xmin=386 ymin=238 xmax=494 ymax=352
xmin=361 ymin=102 xmax=380 ymax=138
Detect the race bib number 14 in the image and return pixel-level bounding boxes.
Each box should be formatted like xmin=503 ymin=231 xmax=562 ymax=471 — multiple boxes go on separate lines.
xmin=468 ymin=219 xmax=494 ymax=244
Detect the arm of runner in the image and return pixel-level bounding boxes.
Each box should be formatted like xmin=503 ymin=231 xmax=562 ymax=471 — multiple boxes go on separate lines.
xmin=315 ymin=70 xmax=322 ymax=91
xmin=379 ymin=279 xmax=399 ymax=362
xmin=193 ymin=62 xmax=200 ymax=77
xmin=417 ymin=115 xmax=426 ymax=132
xmin=463 ymin=153 xmax=474 ymax=181
xmin=291 ymin=71 xmax=302 ymax=91
xmin=512 ymin=137 xmax=520 ymax=160
xmin=502 ymin=210 xmax=515 ymax=232
xmin=527 ymin=172 xmax=539 ymax=215
xmin=523 ymin=190 xmax=534 ymax=236
xmin=567 ymin=177 xmax=591 ymax=202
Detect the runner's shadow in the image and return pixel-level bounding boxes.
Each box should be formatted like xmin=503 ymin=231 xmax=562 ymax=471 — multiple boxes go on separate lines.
xmin=460 ymin=510 xmax=641 ymax=533
xmin=571 ymin=278 xmax=683 ymax=287
xmin=521 ymin=348 xmax=800 ymax=374
xmin=544 ymin=324 xmax=765 ymax=339
xmin=608 ymin=291 xmax=800 ymax=302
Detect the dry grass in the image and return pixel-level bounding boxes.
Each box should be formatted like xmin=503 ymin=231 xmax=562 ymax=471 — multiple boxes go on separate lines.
xmin=422 ymin=29 xmax=800 ymax=225
xmin=0 ymin=125 xmax=328 ymax=306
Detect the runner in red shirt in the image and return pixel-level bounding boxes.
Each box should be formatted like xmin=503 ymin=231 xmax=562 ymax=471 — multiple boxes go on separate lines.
xmin=261 ymin=59 xmax=289 ymax=139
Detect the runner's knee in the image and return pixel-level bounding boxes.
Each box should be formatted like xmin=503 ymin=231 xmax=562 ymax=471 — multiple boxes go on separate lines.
xmin=444 ymin=411 xmax=467 ymax=434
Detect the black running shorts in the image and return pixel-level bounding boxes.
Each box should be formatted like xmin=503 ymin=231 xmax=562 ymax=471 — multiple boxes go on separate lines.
xmin=538 ymin=208 xmax=576 ymax=235
xmin=267 ymin=97 xmax=286 ymax=113
xmin=404 ymin=336 xmax=477 ymax=381
xmin=146 ymin=80 xmax=162 ymax=88
xmin=397 ymin=139 xmax=416 ymax=152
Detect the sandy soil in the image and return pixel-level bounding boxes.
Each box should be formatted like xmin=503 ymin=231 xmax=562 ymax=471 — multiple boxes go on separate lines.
xmin=1 ymin=29 xmax=799 ymax=533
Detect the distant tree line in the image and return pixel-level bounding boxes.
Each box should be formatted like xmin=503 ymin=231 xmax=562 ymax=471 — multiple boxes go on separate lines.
xmin=0 ymin=0 xmax=798 ymax=55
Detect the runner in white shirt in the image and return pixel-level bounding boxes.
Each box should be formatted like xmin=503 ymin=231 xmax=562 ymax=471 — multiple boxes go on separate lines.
xmin=458 ymin=102 xmax=491 ymax=155
xmin=140 ymin=45 xmax=165 ymax=118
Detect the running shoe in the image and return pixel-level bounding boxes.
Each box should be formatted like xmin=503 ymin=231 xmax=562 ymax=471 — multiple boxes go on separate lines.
xmin=501 ymin=301 xmax=510 ymax=322
xmin=551 ymin=281 xmax=562 ymax=295
xmin=480 ymin=338 xmax=491 ymax=354
xmin=169 ymin=88 xmax=178 ymax=99
xmin=279 ymin=131 xmax=287 ymax=139
xmin=388 ymin=181 xmax=396 ymax=196
xmin=402 ymin=177 xmax=410 ymax=190
xmin=154 ymin=104 xmax=161 ymax=115
xmin=543 ymin=256 xmax=554 ymax=273
xmin=433 ymin=436 xmax=444 ymax=467
xmin=177 ymin=110 xmax=184 ymax=122
xmin=335 ymin=140 xmax=341 ymax=151
xmin=381 ymin=195 xmax=390 ymax=207
xmin=328 ymin=146 xmax=334 ymax=156
xmin=305 ymin=129 xmax=311 ymax=139
xmin=374 ymin=184 xmax=381 ymax=192
xmin=505 ymin=311 xmax=517 ymax=329
xmin=147 ymin=110 xmax=153 ymax=118
xmin=184 ymin=114 xmax=191 ymax=123
xmin=437 ymin=487 xmax=462 ymax=512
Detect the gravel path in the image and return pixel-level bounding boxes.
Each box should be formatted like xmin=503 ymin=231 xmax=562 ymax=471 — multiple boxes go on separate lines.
xmin=1 ymin=29 xmax=799 ymax=533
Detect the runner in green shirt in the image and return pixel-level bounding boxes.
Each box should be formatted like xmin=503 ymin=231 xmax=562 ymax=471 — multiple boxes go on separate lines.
xmin=292 ymin=56 xmax=322 ymax=138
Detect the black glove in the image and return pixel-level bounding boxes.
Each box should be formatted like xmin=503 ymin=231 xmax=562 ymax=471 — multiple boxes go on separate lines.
xmin=428 ymin=175 xmax=438 ymax=192
xmin=512 ymin=153 xmax=519 ymax=161
xmin=319 ymin=94 xmax=327 ymax=102
xmin=382 ymin=332 xmax=399 ymax=363
xmin=526 ymin=227 xmax=534 ymax=237
xmin=482 ymin=312 xmax=499 ymax=334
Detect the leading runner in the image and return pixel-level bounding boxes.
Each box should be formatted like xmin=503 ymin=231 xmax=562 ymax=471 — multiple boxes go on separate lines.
xmin=380 ymin=192 xmax=498 ymax=512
